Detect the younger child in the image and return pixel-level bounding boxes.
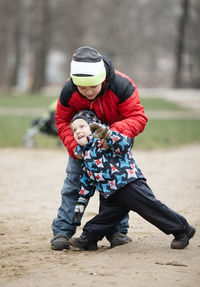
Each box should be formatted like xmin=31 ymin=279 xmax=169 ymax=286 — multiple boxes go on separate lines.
xmin=70 ymin=110 xmax=196 ymax=251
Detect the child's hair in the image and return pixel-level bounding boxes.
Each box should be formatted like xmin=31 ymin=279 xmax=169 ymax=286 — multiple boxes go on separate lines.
xmin=71 ymin=110 xmax=102 ymax=125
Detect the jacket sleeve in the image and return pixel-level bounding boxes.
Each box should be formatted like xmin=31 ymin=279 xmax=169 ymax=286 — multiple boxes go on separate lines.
xmin=110 ymin=75 xmax=148 ymax=138
xmin=106 ymin=131 xmax=133 ymax=154
xmin=79 ymin=166 xmax=96 ymax=199
xmin=55 ymin=81 xmax=79 ymax=157
xmin=55 ymin=99 xmax=78 ymax=157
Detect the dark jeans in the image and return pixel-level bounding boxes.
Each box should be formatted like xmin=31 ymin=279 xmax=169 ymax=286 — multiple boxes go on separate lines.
xmin=82 ymin=179 xmax=189 ymax=241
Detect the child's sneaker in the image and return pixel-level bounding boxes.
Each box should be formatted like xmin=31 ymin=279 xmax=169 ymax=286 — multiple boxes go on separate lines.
xmin=171 ymin=225 xmax=196 ymax=249
xmin=107 ymin=233 xmax=132 ymax=248
xmin=70 ymin=234 xmax=98 ymax=251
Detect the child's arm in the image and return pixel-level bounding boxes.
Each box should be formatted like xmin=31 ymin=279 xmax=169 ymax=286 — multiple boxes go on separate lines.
xmin=73 ymin=166 xmax=95 ymax=221
xmin=106 ymin=131 xmax=133 ymax=153
xmin=90 ymin=123 xmax=133 ymax=153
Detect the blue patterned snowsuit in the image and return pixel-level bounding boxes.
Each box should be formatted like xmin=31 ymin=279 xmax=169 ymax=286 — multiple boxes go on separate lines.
xmin=76 ymin=131 xmax=189 ymax=242
xmin=76 ymin=131 xmax=144 ymax=200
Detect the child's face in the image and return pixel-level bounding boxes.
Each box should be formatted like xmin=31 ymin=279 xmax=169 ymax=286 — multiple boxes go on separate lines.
xmin=77 ymin=84 xmax=102 ymax=100
xmin=71 ymin=118 xmax=91 ymax=146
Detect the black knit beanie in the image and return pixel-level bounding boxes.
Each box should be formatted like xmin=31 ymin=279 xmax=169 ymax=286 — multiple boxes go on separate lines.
xmin=71 ymin=110 xmax=102 ymax=125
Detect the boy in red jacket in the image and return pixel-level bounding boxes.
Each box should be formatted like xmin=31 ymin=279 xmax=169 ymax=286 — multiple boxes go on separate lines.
xmin=51 ymin=46 xmax=148 ymax=250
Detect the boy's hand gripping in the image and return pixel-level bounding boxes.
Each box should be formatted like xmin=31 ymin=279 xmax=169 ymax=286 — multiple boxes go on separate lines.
xmin=90 ymin=123 xmax=111 ymax=139
xmin=73 ymin=197 xmax=88 ymax=222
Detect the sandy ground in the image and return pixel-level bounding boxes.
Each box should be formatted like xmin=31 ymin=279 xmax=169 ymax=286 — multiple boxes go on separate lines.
xmin=0 ymin=145 xmax=200 ymax=287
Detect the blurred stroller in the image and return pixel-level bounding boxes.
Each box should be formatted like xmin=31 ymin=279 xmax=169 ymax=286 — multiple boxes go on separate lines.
xmin=23 ymin=100 xmax=59 ymax=147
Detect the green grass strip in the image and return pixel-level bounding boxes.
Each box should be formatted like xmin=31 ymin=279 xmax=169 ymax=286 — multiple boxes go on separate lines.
xmin=0 ymin=92 xmax=187 ymax=111
xmin=135 ymin=119 xmax=200 ymax=149
xmin=0 ymin=115 xmax=200 ymax=149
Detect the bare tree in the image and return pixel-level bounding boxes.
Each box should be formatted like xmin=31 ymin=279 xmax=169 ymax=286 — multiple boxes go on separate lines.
xmin=9 ymin=0 xmax=22 ymax=87
xmin=186 ymin=0 xmax=200 ymax=87
xmin=174 ymin=0 xmax=189 ymax=87
xmin=0 ymin=0 xmax=8 ymax=88
xmin=30 ymin=0 xmax=50 ymax=92
xmin=1 ymin=0 xmax=199 ymax=91
xmin=0 ymin=0 xmax=21 ymax=89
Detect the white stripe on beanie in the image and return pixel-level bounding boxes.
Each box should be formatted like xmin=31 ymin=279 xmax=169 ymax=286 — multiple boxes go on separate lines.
xmin=71 ymin=59 xmax=105 ymax=76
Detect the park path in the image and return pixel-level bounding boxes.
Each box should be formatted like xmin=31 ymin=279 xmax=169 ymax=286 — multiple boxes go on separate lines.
xmin=0 ymin=145 xmax=200 ymax=287
xmin=140 ymin=88 xmax=200 ymax=110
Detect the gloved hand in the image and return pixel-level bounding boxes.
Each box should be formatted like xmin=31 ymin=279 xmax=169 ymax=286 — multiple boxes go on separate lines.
xmin=90 ymin=123 xmax=111 ymax=139
xmin=74 ymin=148 xmax=83 ymax=160
xmin=73 ymin=197 xmax=88 ymax=222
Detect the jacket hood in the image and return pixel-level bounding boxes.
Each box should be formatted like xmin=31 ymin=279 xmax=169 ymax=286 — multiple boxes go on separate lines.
xmin=102 ymin=55 xmax=115 ymax=90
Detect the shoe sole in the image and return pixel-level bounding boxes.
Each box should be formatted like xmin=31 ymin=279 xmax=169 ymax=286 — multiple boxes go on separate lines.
xmin=70 ymin=239 xmax=97 ymax=251
xmin=171 ymin=238 xmax=189 ymax=249
xmin=111 ymin=239 xmax=132 ymax=248
xmin=51 ymin=244 xmax=70 ymax=250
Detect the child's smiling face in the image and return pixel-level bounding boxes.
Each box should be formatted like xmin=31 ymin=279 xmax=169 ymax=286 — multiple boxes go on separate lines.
xmin=71 ymin=118 xmax=91 ymax=146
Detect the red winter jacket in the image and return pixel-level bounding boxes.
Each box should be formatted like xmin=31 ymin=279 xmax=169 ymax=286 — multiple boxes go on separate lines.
xmin=55 ymin=56 xmax=148 ymax=158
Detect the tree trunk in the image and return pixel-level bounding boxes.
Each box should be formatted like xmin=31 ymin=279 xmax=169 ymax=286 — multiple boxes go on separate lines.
xmin=8 ymin=0 xmax=22 ymax=87
xmin=30 ymin=0 xmax=49 ymax=93
xmin=0 ymin=0 xmax=22 ymax=89
xmin=174 ymin=0 xmax=189 ymax=88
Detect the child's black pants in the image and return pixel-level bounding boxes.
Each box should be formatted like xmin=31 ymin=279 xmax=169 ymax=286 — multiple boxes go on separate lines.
xmin=82 ymin=179 xmax=189 ymax=241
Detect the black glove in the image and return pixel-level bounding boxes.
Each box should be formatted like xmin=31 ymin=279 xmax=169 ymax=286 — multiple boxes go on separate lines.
xmin=73 ymin=197 xmax=88 ymax=222
xmin=90 ymin=123 xmax=111 ymax=139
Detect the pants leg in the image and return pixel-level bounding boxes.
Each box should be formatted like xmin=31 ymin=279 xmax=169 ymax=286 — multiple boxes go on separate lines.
xmin=99 ymin=193 xmax=129 ymax=236
xmin=83 ymin=179 xmax=189 ymax=241
xmin=118 ymin=179 xmax=189 ymax=235
xmin=83 ymin=194 xmax=129 ymax=241
xmin=51 ymin=156 xmax=82 ymax=237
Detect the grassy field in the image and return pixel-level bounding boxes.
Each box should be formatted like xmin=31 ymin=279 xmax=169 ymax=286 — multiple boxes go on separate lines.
xmin=0 ymin=92 xmax=199 ymax=149
xmin=135 ymin=119 xmax=200 ymax=149
xmin=0 ymin=92 xmax=187 ymax=110
xmin=0 ymin=91 xmax=57 ymax=107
